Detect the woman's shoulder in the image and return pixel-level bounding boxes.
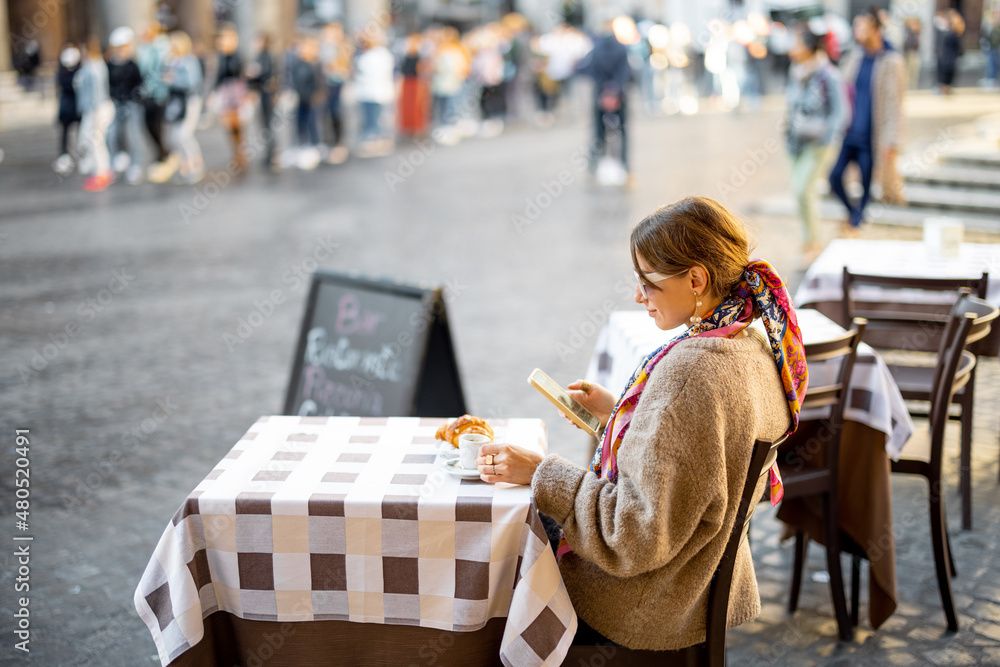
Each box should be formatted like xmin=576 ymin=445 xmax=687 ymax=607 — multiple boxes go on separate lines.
xmin=646 ymin=329 xmax=779 ymax=394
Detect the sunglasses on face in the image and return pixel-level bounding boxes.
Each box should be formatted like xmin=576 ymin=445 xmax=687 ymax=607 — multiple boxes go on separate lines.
xmin=634 ymin=268 xmax=687 ymax=299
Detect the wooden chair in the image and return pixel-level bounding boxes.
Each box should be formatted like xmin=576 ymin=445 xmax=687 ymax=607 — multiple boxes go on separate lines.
xmin=849 ymin=296 xmax=982 ymax=632
xmin=842 ymin=269 xmax=997 ymax=530
xmin=560 ymin=436 xmax=785 ymax=667
xmin=780 ymin=318 xmax=867 ymax=642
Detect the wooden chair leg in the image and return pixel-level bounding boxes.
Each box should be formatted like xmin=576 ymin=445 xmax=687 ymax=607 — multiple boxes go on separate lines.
xmin=823 ymin=497 xmax=852 ymax=641
xmin=945 ymin=520 xmax=957 ymax=578
xmin=788 ymin=530 xmax=807 ymax=614
xmin=850 ymin=555 xmax=861 ymax=627
xmin=929 ymin=485 xmax=960 ymax=632
xmin=959 ymin=377 xmax=975 ymax=531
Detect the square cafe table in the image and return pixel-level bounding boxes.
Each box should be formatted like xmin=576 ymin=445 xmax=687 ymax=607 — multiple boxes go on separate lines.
xmin=134 ymin=416 xmax=576 ymax=667
xmin=794 ymin=239 xmax=1000 ymax=355
xmin=585 ymin=308 xmax=916 ymax=629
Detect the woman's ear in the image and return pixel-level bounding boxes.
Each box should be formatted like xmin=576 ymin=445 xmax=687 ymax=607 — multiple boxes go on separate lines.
xmin=689 ymin=266 xmax=711 ymax=294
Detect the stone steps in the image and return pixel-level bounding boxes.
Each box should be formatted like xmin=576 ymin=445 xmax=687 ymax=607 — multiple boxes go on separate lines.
xmin=901 ymin=183 xmax=1000 ymax=216
xmin=748 ymin=194 xmax=1000 ymax=233
xmin=901 ymin=164 xmax=1000 ymax=191
xmin=942 ymin=151 xmax=1000 ymax=170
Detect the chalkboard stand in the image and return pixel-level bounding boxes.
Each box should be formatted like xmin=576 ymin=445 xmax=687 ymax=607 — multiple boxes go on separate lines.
xmin=283 ymin=270 xmax=467 ymax=418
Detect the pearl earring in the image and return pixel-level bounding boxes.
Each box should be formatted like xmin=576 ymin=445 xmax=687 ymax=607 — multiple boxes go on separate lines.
xmin=690 ymin=291 xmax=703 ymax=324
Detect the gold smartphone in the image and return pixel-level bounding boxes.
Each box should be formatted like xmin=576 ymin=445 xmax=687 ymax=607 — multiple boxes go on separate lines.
xmin=527 ymin=368 xmax=602 ymax=437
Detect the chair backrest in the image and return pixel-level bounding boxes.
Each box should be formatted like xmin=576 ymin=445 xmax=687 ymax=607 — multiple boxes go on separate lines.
xmin=798 ymin=318 xmax=867 ymax=476
xmin=927 ymin=298 xmax=983 ymax=463
xmin=801 ymin=318 xmax=867 ymax=422
xmin=704 ymin=435 xmax=785 ymax=667
xmin=841 ymin=268 xmax=989 ymax=352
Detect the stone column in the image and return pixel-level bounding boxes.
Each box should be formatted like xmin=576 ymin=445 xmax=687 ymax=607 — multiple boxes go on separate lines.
xmin=345 ymin=0 xmax=392 ymax=34
xmin=0 ymin=0 xmax=11 ymax=71
xmin=95 ymin=0 xmax=144 ymax=40
xmin=175 ymin=0 xmax=215 ymax=54
xmin=231 ymin=0 xmax=256 ymax=59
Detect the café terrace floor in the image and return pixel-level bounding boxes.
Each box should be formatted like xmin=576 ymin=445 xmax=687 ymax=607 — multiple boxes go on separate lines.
xmin=2 ymin=89 xmax=1000 ymax=665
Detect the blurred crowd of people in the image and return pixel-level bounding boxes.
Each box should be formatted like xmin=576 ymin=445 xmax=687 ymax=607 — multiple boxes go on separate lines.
xmin=40 ymin=4 xmax=999 ymax=195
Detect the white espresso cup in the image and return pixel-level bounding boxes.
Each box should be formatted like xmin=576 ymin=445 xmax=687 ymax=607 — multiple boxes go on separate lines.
xmin=458 ymin=433 xmax=491 ymax=470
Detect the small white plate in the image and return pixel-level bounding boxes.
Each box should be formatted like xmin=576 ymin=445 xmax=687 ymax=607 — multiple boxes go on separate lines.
xmin=442 ymin=459 xmax=481 ymax=479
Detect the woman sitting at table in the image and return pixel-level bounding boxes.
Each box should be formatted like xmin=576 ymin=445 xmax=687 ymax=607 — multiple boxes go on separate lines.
xmin=476 ymin=195 xmax=807 ymax=650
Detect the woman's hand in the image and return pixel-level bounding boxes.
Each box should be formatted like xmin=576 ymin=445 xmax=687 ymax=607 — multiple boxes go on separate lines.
xmin=476 ymin=443 xmax=544 ymax=485
xmin=565 ymin=380 xmax=616 ymax=428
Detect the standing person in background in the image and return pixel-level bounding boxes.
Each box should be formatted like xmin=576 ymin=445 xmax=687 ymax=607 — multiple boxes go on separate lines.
xmin=936 ymin=10 xmax=964 ymax=94
xmin=246 ymin=33 xmax=277 ymax=169
xmin=983 ymin=11 xmax=1000 ymax=89
xmin=74 ymin=38 xmax=115 ymax=192
xmin=53 ymin=44 xmax=82 ymax=177
xmin=150 ymin=31 xmax=204 ymax=184
xmin=903 ymin=17 xmax=922 ymax=88
xmin=398 ymin=33 xmax=430 ymax=139
xmin=320 ymin=23 xmax=353 ymax=163
xmin=290 ymin=35 xmax=323 ymax=169
xmin=576 ymin=16 xmax=633 ymax=187
xmin=13 ymin=40 xmax=41 ymax=90
xmin=535 ymin=24 xmax=592 ymax=123
xmin=137 ymin=22 xmax=171 ymax=169
xmin=829 ymin=8 xmax=906 ymax=234
xmin=431 ymin=27 xmax=469 ymax=127
xmin=501 ymin=13 xmax=532 ymax=125
xmin=354 ymin=30 xmax=397 ymax=156
xmin=784 ymin=26 xmax=848 ymax=261
xmin=246 ymin=33 xmax=278 ymax=168
xmin=470 ymin=24 xmax=509 ymax=137
xmin=210 ymin=24 xmax=248 ymax=170
xmin=106 ymin=27 xmax=146 ymax=184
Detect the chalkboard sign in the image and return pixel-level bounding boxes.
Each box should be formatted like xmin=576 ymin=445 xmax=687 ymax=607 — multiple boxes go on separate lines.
xmin=283 ymin=270 xmax=467 ymax=418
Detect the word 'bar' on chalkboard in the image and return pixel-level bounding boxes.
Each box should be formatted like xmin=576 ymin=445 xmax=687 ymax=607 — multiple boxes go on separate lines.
xmin=283 ymin=270 xmax=467 ymax=418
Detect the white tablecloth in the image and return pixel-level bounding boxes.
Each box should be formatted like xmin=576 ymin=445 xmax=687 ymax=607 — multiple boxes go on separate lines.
xmin=135 ymin=416 xmax=576 ymax=667
xmin=794 ymin=239 xmax=1000 ymax=308
xmin=585 ymin=310 xmax=915 ymax=459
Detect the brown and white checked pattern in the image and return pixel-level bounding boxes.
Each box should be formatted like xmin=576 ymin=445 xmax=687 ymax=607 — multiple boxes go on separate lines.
xmin=796 ymin=239 xmax=1000 ymax=307
xmin=586 ymin=309 xmax=916 ymax=458
xmin=134 ymin=416 xmax=577 ymax=667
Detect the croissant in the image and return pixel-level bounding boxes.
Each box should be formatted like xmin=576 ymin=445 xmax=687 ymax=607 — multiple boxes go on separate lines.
xmin=435 ymin=415 xmax=494 ymax=447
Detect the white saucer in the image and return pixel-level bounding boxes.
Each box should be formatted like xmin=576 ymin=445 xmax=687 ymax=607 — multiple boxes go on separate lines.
xmin=437 ymin=441 xmax=459 ymax=460
xmin=442 ymin=459 xmax=481 ymax=479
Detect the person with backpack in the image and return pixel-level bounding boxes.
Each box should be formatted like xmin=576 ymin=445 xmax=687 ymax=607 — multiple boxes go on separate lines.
xmin=784 ymin=26 xmax=848 ymax=259
xmin=577 ymin=16 xmax=634 ymax=187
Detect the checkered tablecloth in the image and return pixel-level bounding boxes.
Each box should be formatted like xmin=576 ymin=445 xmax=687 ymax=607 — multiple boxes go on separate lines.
xmin=794 ymin=239 xmax=1000 ymax=308
xmin=134 ymin=416 xmax=576 ymax=667
xmin=586 ymin=309 xmax=915 ymax=459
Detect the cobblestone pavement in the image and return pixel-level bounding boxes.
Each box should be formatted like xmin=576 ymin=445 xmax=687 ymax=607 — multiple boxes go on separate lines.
xmin=1 ymin=92 xmax=999 ymax=665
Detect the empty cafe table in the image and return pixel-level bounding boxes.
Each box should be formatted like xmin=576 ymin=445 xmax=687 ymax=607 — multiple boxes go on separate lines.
xmin=795 ymin=238 xmax=1000 ymax=354
xmin=134 ymin=416 xmax=576 ymax=667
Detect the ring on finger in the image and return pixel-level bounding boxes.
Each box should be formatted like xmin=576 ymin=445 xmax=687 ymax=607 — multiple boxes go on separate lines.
xmin=492 ymin=464 xmax=497 ymax=476
xmin=485 ymin=454 xmax=494 ymax=465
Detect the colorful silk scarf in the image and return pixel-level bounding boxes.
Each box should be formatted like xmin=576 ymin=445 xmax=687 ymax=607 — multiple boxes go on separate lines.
xmin=556 ymin=259 xmax=807 ymax=559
